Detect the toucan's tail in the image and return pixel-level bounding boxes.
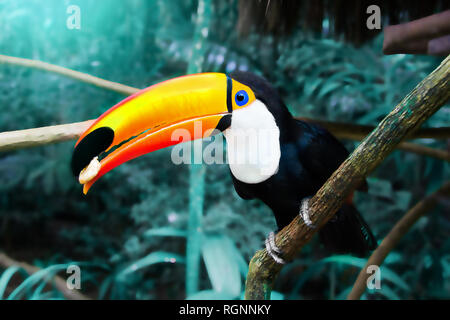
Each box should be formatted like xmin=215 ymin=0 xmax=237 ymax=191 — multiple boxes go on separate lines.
xmin=318 ymin=204 xmax=377 ymax=257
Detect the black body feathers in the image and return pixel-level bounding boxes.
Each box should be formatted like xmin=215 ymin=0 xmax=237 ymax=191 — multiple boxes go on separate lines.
xmin=319 ymin=204 xmax=377 ymax=257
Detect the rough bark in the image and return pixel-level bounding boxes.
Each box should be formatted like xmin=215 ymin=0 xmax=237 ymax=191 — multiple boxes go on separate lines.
xmin=244 ymin=55 xmax=450 ymax=300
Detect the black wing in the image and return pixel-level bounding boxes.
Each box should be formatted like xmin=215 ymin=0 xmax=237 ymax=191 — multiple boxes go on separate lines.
xmin=294 ymin=120 xmax=367 ymax=191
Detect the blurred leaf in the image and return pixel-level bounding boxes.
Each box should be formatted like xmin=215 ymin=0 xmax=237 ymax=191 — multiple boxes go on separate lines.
xmin=441 ymin=255 xmax=450 ymax=278
xmin=392 ymin=191 xmax=411 ymax=211
xmin=118 ymin=251 xmax=185 ymax=279
xmin=7 ymin=263 xmax=74 ymax=300
xmin=143 ymin=227 xmax=187 ymax=238
xmin=186 ymin=289 xmax=236 ymax=300
xmin=0 ymin=266 xmax=27 ymax=299
xmin=367 ymin=178 xmax=393 ymax=199
xmin=201 ymin=234 xmax=242 ymax=297
xmin=269 ymin=291 xmax=284 ymax=300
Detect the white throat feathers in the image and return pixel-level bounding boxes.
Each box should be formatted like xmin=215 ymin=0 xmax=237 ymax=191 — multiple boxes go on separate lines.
xmin=224 ymin=99 xmax=281 ymax=184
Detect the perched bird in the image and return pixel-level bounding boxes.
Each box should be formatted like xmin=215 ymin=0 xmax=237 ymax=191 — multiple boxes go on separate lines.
xmin=71 ymin=71 xmax=376 ymax=263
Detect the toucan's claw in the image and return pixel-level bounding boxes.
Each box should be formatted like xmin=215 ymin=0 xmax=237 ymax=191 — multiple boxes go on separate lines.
xmin=299 ymin=197 xmax=316 ymax=229
xmin=265 ymin=232 xmax=285 ymax=264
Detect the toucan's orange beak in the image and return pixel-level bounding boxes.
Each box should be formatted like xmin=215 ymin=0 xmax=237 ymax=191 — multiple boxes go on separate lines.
xmin=71 ymin=73 xmax=237 ymax=194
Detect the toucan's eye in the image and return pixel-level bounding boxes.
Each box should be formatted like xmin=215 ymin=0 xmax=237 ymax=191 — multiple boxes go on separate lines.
xmin=235 ymin=90 xmax=249 ymax=106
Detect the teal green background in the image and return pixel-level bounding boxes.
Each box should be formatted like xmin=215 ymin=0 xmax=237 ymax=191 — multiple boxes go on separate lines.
xmin=0 ymin=0 xmax=448 ymax=299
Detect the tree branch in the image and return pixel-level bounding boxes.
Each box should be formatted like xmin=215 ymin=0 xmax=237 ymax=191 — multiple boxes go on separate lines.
xmin=347 ymin=181 xmax=450 ymax=300
xmin=299 ymin=118 xmax=450 ymax=140
xmin=395 ymin=141 xmax=449 ymax=162
xmin=1 ymin=119 xmax=448 ymax=161
xmin=0 ymin=120 xmax=94 ymax=152
xmin=0 ymin=54 xmax=138 ymax=96
xmin=383 ymin=10 xmax=450 ymax=55
xmin=0 ymin=53 xmax=448 ymax=160
xmin=0 ymin=252 xmax=90 ymax=300
xmin=244 ymin=55 xmax=450 ymax=300
xmin=300 ymin=118 xmax=450 ymax=162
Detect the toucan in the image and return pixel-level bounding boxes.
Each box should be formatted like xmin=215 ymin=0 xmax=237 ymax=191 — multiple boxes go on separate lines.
xmin=71 ymin=71 xmax=376 ymax=263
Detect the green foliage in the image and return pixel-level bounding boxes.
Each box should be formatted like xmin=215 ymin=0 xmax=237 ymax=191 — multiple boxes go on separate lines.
xmin=0 ymin=0 xmax=448 ymax=300
xmin=0 ymin=262 xmax=98 ymax=300
xmin=0 ymin=266 xmax=27 ymax=299
xmin=201 ymin=234 xmax=242 ymax=298
xmin=7 ymin=264 xmax=72 ymax=300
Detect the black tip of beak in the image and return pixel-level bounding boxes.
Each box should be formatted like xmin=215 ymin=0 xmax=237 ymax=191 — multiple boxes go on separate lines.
xmin=71 ymin=127 xmax=114 ymax=177
xmin=216 ymin=114 xmax=232 ymax=132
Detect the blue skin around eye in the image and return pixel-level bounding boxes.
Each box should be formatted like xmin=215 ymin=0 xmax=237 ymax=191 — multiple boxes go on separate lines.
xmin=235 ymin=90 xmax=249 ymax=106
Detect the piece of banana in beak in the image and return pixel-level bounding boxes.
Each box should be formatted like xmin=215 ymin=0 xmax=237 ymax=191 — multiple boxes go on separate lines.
xmin=78 ymin=157 xmax=101 ymax=185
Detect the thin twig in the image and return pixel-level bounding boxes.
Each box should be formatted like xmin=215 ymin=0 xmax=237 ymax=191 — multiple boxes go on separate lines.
xmin=0 ymin=252 xmax=90 ymax=300
xmin=396 ymin=141 xmax=449 ymax=162
xmin=300 ymin=118 xmax=450 ymax=140
xmin=0 ymin=120 xmax=94 ymax=152
xmin=347 ymin=181 xmax=450 ymax=300
xmin=0 ymin=54 xmax=138 ymax=95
